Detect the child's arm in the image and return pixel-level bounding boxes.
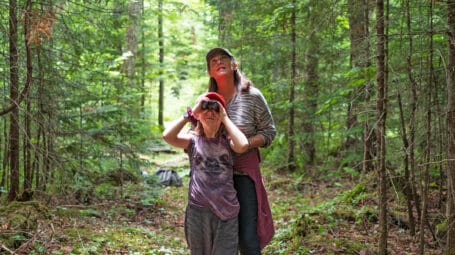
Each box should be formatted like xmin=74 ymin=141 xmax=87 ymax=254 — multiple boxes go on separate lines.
xmin=162 ymin=116 xmax=192 ymax=149
xmin=219 ymin=107 xmax=249 ymax=154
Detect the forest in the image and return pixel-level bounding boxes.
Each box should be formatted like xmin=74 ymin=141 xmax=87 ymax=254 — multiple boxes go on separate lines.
xmin=0 ymin=0 xmax=455 ymax=254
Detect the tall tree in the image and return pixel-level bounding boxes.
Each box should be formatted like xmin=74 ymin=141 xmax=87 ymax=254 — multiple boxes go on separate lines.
xmin=158 ymin=0 xmax=164 ymax=126
xmin=346 ymin=0 xmax=364 ymax=157
xmin=302 ymin=3 xmax=319 ymax=166
xmin=446 ymin=0 xmax=455 ymax=254
xmin=347 ymin=0 xmax=374 ymax=172
xmin=8 ymin=0 xmax=20 ymax=202
xmin=22 ymin=0 xmax=33 ymax=201
xmin=376 ymin=0 xmax=388 ymax=253
xmin=420 ymin=2 xmax=434 ymax=254
xmin=287 ymin=0 xmax=296 ymax=171
xmin=399 ymin=0 xmax=418 ymax=236
xmin=140 ymin=0 xmax=146 ymax=111
xmin=123 ymin=0 xmax=141 ymax=117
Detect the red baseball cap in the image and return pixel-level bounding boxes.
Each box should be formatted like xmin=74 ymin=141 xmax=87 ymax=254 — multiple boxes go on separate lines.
xmin=204 ymin=92 xmax=226 ymax=109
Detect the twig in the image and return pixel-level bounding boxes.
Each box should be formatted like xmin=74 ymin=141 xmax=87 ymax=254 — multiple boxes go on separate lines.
xmin=59 ymin=202 xmax=110 ymax=208
xmin=0 ymin=241 xmax=15 ymax=254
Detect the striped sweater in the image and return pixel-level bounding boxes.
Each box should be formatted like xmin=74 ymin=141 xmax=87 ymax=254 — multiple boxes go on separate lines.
xmin=226 ymin=86 xmax=276 ymax=148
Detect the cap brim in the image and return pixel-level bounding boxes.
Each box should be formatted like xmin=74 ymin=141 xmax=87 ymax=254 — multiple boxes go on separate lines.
xmin=206 ymin=48 xmax=234 ymax=62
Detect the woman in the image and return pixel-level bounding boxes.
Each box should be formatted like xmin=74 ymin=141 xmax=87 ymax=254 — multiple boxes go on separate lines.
xmin=205 ymin=47 xmax=276 ymax=255
xmin=162 ymin=92 xmax=249 ymax=255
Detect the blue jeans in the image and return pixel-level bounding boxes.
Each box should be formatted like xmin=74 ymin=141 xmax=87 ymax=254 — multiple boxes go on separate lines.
xmin=234 ymin=175 xmax=261 ymax=255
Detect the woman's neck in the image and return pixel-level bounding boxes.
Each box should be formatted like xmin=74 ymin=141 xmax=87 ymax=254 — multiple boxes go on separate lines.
xmin=216 ymin=80 xmax=237 ymax=103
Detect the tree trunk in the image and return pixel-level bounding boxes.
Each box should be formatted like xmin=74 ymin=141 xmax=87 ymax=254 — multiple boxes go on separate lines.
xmin=0 ymin=122 xmax=8 ymax=194
xmin=140 ymin=0 xmax=145 ymax=113
xmin=346 ymin=0 xmax=364 ymax=154
xmin=400 ymin=0 xmax=417 ymax=236
xmin=397 ymin=91 xmax=416 ymax=234
xmin=408 ymin=11 xmax=421 ymax=225
xmin=123 ymin=0 xmax=140 ymax=116
xmin=347 ymin=0 xmax=374 ymax=172
xmin=420 ymin=2 xmax=434 ymax=254
xmin=158 ymin=0 xmax=164 ymax=127
xmin=8 ymin=0 xmax=20 ymax=202
xmin=36 ymin=48 xmax=44 ymax=191
xmin=446 ymin=1 xmax=455 ymax=254
xmin=1 ymin=27 xmax=7 ymax=196
xmin=302 ymin=16 xmax=319 ymax=166
xmin=217 ymin=1 xmax=233 ymax=44
xmin=22 ymin=0 xmax=33 ymax=201
xmin=287 ymin=0 xmax=296 ymax=171
xmin=362 ymin=0 xmax=375 ymax=175
xmin=376 ymin=0 xmax=388 ymax=253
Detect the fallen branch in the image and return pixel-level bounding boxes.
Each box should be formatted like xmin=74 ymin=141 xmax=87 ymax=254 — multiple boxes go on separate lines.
xmin=0 ymin=241 xmax=15 ymax=254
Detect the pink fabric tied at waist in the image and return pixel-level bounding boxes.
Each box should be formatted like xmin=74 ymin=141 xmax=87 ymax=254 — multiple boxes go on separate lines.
xmin=234 ymin=148 xmax=274 ymax=249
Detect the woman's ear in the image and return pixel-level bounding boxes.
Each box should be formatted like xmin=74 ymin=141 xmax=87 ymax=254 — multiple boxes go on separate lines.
xmin=232 ymin=61 xmax=238 ymax=71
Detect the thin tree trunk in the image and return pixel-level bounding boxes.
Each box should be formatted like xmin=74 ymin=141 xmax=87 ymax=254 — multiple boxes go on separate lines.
xmin=397 ymin=90 xmax=416 ymax=235
xmin=408 ymin=3 xmax=421 ymax=224
xmin=362 ymin=0 xmax=374 ymax=175
xmin=434 ymin=56 xmax=445 ymax=211
xmin=140 ymin=0 xmax=145 ymax=112
xmin=287 ymin=0 xmax=296 ymax=171
xmin=446 ymin=1 xmax=455 ymax=253
xmin=32 ymin=125 xmax=41 ymax=193
xmin=158 ymin=0 xmax=164 ymax=127
xmin=419 ymin=2 xmax=433 ymax=254
xmin=0 ymin=128 xmax=8 ymax=193
xmin=22 ymin=0 xmax=33 ymax=201
xmin=402 ymin=0 xmax=417 ymax=236
xmin=0 ymin=50 xmax=7 ymax=194
xmin=8 ymin=0 xmax=20 ymax=202
xmin=376 ymin=0 xmax=388 ymax=253
xmin=35 ymin=48 xmax=44 ymax=191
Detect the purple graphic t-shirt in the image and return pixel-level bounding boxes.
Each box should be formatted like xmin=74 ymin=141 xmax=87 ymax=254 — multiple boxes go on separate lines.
xmin=187 ymin=135 xmax=239 ymax=221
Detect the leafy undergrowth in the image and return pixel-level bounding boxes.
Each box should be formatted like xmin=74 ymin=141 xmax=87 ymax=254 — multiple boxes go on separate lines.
xmin=262 ymin=169 xmax=444 ymax=255
xmin=0 ymin=151 xmax=445 ymax=254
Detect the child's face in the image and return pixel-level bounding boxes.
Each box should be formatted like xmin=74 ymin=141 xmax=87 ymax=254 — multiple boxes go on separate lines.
xmin=199 ymin=107 xmax=222 ymax=131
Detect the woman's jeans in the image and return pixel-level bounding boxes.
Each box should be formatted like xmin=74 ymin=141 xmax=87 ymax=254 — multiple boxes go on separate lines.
xmin=234 ymin=175 xmax=261 ymax=255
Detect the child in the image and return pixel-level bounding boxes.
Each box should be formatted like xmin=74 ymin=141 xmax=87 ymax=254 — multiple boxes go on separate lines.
xmin=162 ymin=92 xmax=249 ymax=255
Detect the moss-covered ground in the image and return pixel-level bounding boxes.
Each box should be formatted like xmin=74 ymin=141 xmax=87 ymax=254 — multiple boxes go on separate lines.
xmin=0 ymin=151 xmax=444 ymax=254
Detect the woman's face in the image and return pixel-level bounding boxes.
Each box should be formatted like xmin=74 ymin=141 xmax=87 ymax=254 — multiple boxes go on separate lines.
xmin=207 ymin=54 xmax=236 ymax=79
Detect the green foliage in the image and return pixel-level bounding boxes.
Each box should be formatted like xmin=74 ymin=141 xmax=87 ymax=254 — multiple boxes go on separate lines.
xmin=123 ymin=177 xmax=163 ymax=207
xmin=0 ymin=201 xmax=50 ymax=249
xmin=340 ymin=183 xmax=366 ymax=204
xmin=63 ymin=225 xmax=187 ymax=254
xmin=436 ymin=219 xmax=448 ymax=240
xmin=266 ymin=174 xmax=379 ymax=254
xmin=0 ymin=0 xmax=449 ymax=252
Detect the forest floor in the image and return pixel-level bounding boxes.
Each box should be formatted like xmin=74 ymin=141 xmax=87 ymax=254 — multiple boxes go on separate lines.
xmin=0 ymin=151 xmax=445 ymax=255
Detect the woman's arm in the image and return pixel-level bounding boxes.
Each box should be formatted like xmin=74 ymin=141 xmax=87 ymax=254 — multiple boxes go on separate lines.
xmin=253 ymin=88 xmax=276 ymax=147
xmin=220 ymin=106 xmax=249 ymax=153
xmin=162 ymin=116 xmax=192 ymax=149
